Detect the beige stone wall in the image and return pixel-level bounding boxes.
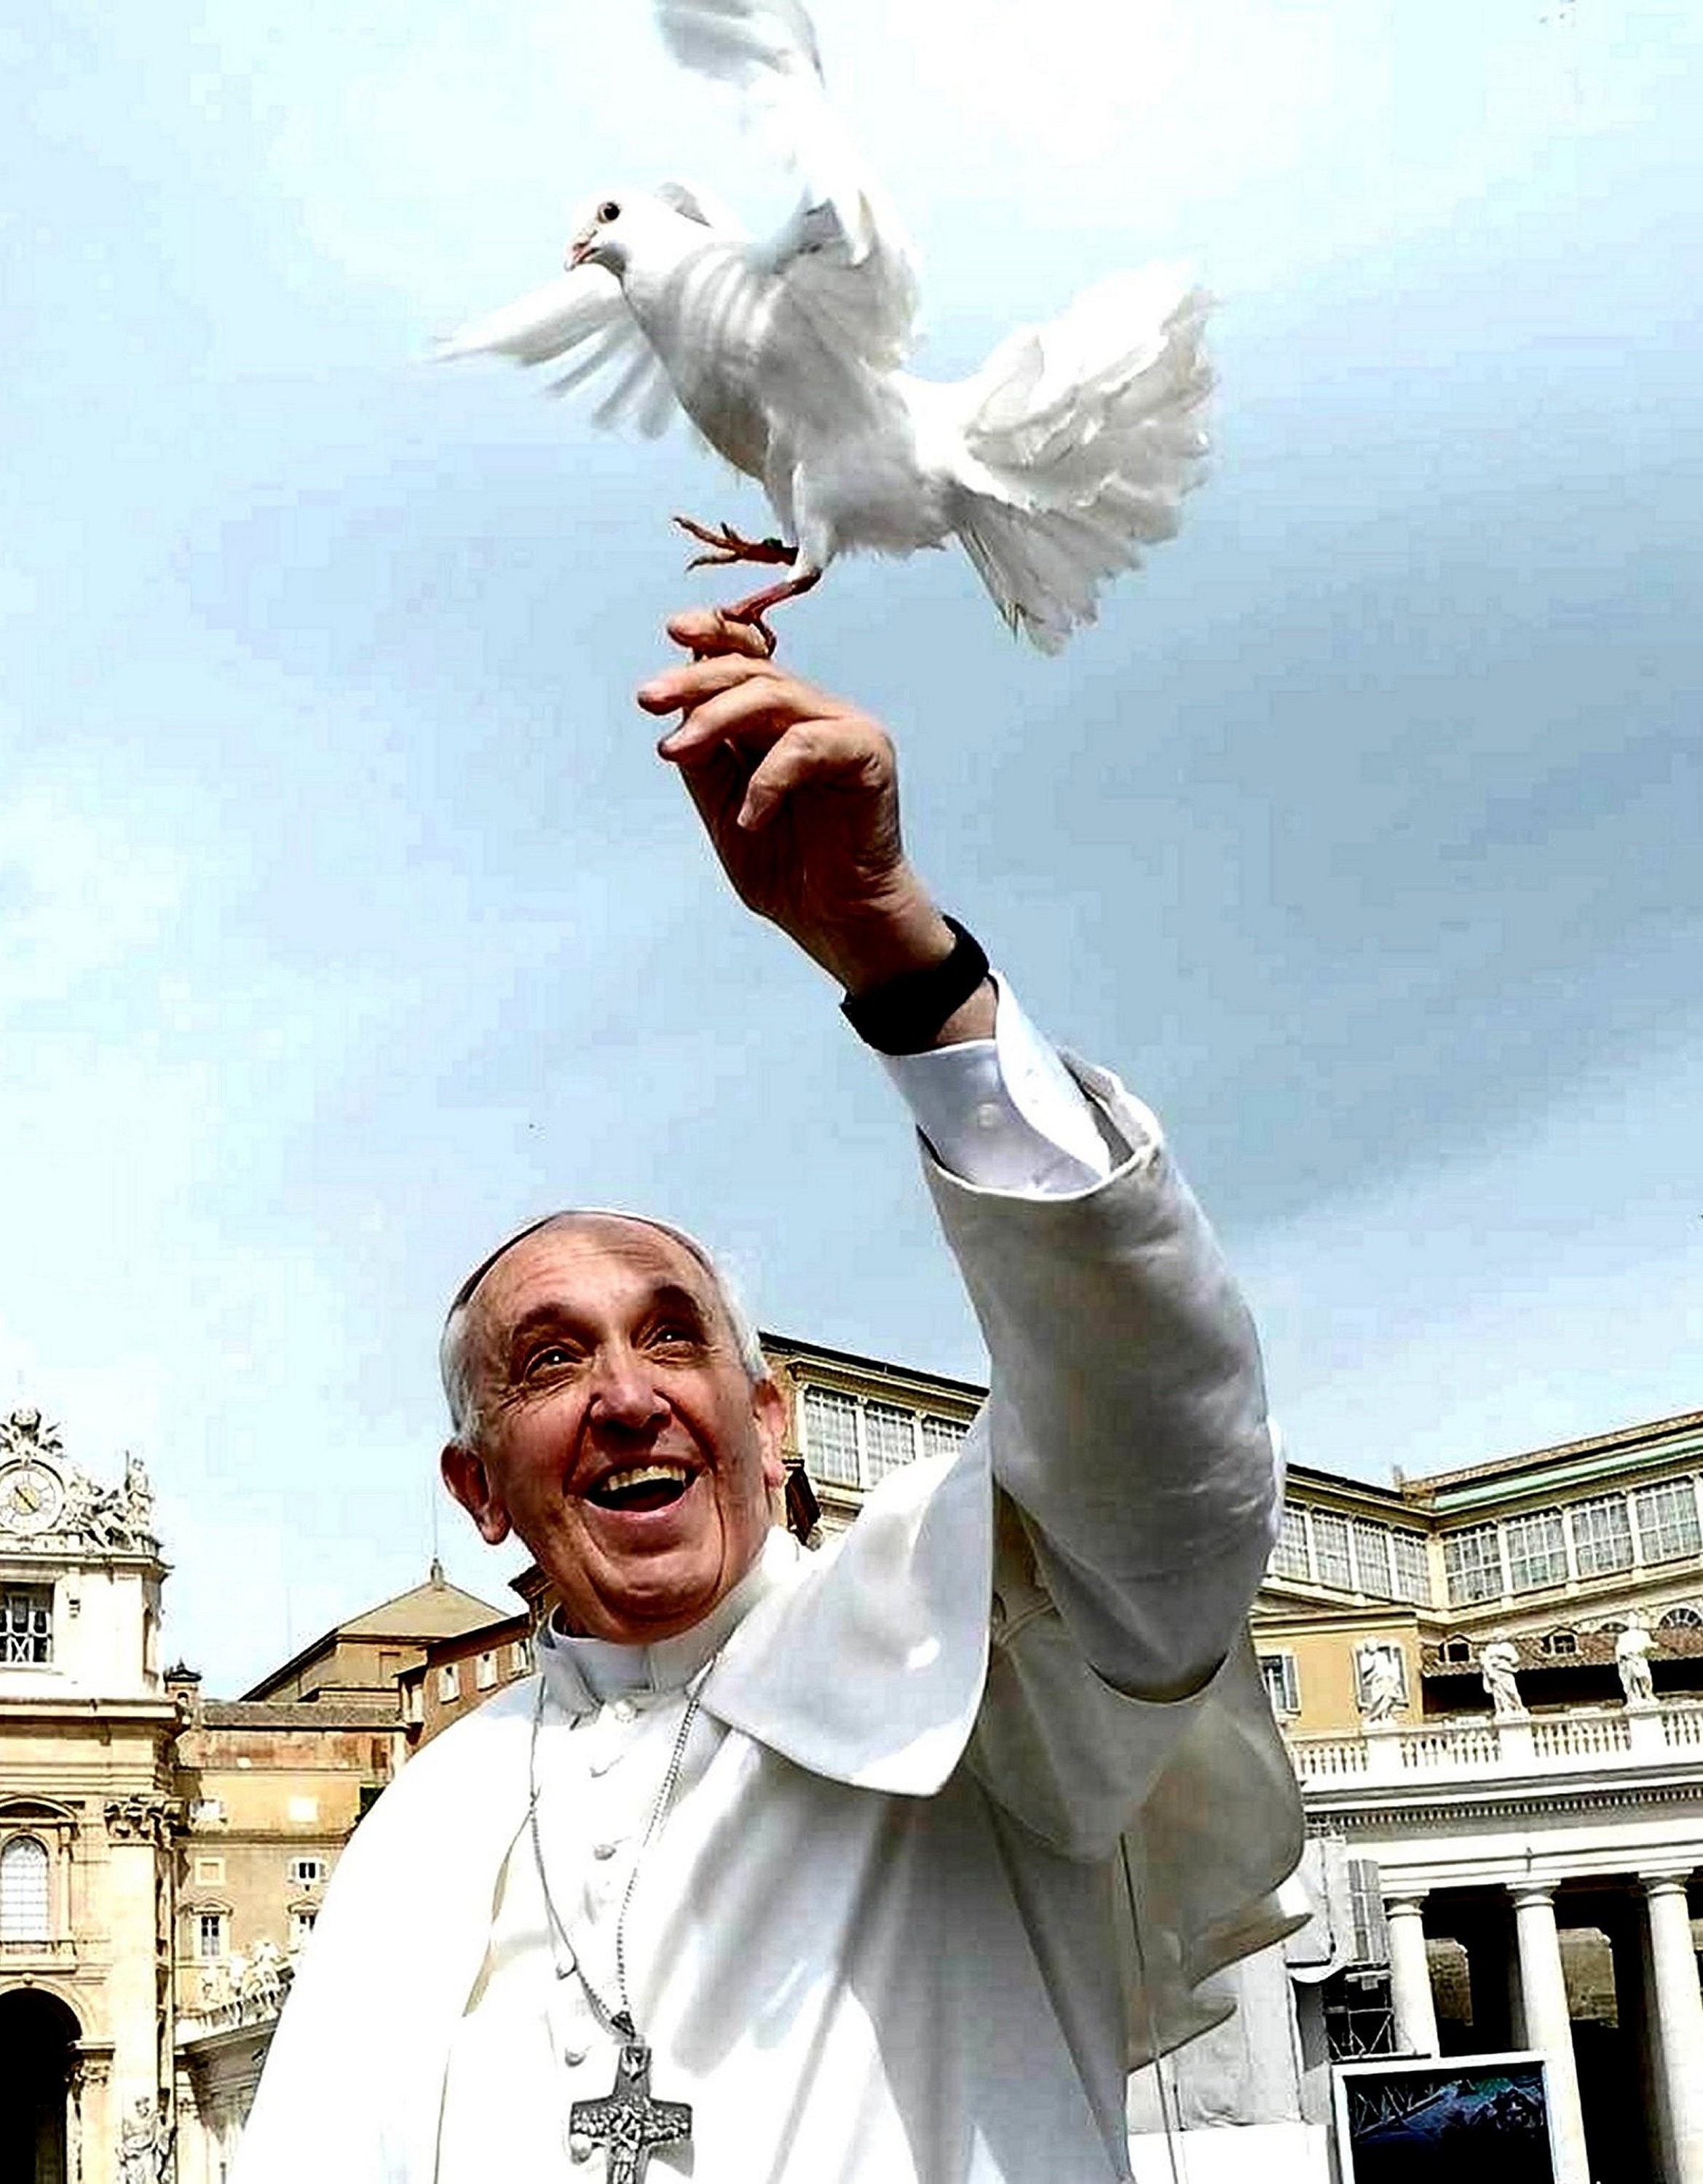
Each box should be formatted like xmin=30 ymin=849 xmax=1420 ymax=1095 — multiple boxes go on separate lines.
xmin=172 ymin=1714 xmax=400 ymax=2017
xmin=1251 ymin=1615 xmax=1426 ymax=1735
xmin=0 ymin=1710 xmax=178 ymax=2184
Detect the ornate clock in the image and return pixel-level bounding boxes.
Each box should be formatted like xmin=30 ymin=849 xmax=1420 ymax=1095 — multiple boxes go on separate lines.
xmin=0 ymin=1459 xmax=66 ymax=1536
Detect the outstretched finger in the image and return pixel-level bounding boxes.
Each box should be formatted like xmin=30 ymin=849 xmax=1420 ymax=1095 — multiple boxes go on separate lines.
xmin=638 ymin=652 xmax=778 ymax=719
xmin=656 ymin=677 xmax=837 ymax=764
xmin=665 ymin=608 xmax=774 ymax=662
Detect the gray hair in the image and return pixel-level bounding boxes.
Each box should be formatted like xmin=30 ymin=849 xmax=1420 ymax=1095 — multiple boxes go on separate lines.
xmin=439 ymin=1210 xmax=770 ymax=1450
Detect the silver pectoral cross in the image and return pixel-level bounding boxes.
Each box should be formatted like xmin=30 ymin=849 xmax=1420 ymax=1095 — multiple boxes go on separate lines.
xmin=569 ymin=2038 xmax=692 ymax=2184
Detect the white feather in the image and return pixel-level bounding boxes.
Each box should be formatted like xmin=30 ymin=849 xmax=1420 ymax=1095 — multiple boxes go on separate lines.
xmin=438 ymin=1 xmax=1212 ymax=653
xmin=433 ymin=269 xmax=625 ymax=365
xmin=655 ymin=0 xmax=874 ymax=263
xmin=438 ymin=264 xmax=684 ymax=440
xmin=950 ymin=270 xmax=1212 ymax=650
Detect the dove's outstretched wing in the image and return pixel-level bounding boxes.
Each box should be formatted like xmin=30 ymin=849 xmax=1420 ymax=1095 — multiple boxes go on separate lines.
xmin=435 ymin=267 xmax=681 ymax=438
xmin=655 ymin=0 xmax=918 ymax=370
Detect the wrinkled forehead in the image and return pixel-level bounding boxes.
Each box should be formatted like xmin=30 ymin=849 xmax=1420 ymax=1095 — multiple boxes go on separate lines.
xmin=447 ymin=1210 xmax=722 ymax=1330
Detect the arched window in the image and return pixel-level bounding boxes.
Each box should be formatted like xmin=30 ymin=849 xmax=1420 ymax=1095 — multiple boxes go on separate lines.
xmin=1659 ymin=1605 xmax=1703 ymax=1629
xmin=1538 ymin=1629 xmax=1578 ymax=1658
xmin=1439 ymin=1635 xmax=1473 ymax=1666
xmin=0 ymin=1834 xmax=50 ymax=1941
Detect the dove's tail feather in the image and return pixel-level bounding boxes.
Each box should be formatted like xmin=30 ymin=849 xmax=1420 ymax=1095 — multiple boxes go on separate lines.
xmin=949 ymin=266 xmax=1212 ymax=652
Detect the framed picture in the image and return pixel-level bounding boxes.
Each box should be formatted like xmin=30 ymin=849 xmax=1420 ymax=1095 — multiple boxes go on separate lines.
xmin=1332 ymin=2051 xmax=1557 ymax=2184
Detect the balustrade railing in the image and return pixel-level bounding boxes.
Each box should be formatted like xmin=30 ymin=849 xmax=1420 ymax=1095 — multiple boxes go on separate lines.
xmin=1396 ymin=1725 xmax=1501 ymax=1770
xmin=1531 ymin=1712 xmax=1632 ymax=1760
xmin=1290 ymin=1738 xmax=1368 ymax=1777
xmin=1288 ymin=1701 xmax=1703 ymax=1785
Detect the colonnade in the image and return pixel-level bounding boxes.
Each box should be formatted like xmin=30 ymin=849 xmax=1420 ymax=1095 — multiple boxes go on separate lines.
xmin=1384 ymin=1871 xmax=1703 ymax=2184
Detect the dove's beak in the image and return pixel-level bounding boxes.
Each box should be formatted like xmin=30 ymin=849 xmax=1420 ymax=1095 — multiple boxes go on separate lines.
xmin=566 ymin=231 xmax=596 ymax=271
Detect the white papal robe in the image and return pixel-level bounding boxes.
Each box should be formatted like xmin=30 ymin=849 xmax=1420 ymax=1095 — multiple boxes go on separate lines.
xmin=234 ymin=1048 xmax=1305 ymax=2184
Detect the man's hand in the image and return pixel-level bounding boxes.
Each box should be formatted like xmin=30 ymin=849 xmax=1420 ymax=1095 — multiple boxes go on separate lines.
xmin=638 ymin=612 xmax=992 ymax=1031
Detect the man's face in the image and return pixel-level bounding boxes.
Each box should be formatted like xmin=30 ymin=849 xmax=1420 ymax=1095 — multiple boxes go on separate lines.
xmin=441 ymin=1216 xmax=785 ymax=1645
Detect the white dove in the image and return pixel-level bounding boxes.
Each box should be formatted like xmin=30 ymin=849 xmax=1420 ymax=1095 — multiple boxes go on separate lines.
xmin=440 ymin=0 xmax=1212 ymax=653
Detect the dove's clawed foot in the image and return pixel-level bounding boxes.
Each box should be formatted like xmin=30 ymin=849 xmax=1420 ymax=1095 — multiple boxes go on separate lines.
xmin=674 ymin=515 xmax=799 ymax=572
xmin=722 ymin=567 xmax=823 ymax=657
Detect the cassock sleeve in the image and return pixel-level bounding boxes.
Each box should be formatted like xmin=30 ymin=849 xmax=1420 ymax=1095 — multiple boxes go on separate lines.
xmin=920 ymin=1051 xmax=1283 ymax=1857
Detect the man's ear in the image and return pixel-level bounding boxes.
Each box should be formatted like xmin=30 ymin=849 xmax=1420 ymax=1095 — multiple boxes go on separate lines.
xmin=754 ymin=1378 xmax=787 ymax=1492
xmin=440 ymin=1441 xmax=513 ymax=1546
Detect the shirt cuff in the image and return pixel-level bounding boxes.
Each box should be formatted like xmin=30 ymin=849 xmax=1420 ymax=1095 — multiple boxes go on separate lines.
xmin=880 ymin=975 xmax=1117 ymax=1197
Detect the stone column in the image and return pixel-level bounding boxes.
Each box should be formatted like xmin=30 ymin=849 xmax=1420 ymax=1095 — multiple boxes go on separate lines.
xmin=1386 ymin=1895 xmax=1440 ymax=2057
xmin=1511 ymin=1884 xmax=1590 ymax=2184
xmin=1643 ymin=1872 xmax=1703 ymax=2184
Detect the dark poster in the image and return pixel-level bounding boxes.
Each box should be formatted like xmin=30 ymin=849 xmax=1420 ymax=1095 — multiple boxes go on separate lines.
xmin=1333 ymin=2052 xmax=1557 ymax=2184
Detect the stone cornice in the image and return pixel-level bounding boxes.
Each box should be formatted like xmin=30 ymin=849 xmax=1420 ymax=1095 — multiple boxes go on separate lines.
xmin=0 ymin=1696 xmax=179 ymax=1725
xmin=1305 ymin=1765 xmax=1703 ymax=1832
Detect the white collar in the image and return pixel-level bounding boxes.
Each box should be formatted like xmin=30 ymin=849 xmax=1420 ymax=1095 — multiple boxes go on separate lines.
xmin=532 ymin=1427 xmax=992 ymax=1795
xmin=535 ymin=1529 xmax=799 ymax=1714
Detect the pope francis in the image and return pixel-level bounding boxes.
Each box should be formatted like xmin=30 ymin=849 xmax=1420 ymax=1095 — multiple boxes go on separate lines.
xmin=233 ymin=611 xmax=1305 ymax=2184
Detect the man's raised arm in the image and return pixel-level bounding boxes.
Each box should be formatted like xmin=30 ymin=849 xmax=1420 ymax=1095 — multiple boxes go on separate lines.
xmin=639 ymin=612 xmax=1278 ymax=1706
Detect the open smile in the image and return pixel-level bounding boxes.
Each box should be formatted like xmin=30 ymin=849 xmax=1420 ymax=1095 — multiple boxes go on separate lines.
xmin=585 ymin=1461 xmax=697 ymax=1515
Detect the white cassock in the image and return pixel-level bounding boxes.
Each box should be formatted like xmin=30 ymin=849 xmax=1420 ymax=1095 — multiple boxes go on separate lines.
xmin=234 ymin=984 xmax=1305 ymax=2184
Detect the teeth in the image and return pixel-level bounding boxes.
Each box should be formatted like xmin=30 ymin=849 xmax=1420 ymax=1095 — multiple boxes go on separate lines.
xmin=600 ymin=1463 xmax=691 ymax=1495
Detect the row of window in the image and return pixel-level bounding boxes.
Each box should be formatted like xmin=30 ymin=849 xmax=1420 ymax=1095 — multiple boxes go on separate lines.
xmin=1 ymin=1843 xmax=331 ymax=1948
xmin=799 ymin=1385 xmax=970 ymax=1492
xmin=1269 ymin=1477 xmax=1703 ymax=1608
xmin=1 ymin=1587 xmax=52 ymax=1665
xmin=1433 ymin=1603 xmax=1703 ymax=1663
xmin=189 ymin=1795 xmax=320 ymax=1828
xmin=1269 ymin=1508 xmax=1432 ymax=1605
xmin=191 ymin=1854 xmax=325 ymax=1888
xmin=1442 ymin=1480 xmax=1703 ymax=1605
xmin=192 ymin=1907 xmax=316 ymax=1958
xmin=436 ymin=1635 xmax=533 ymax=1705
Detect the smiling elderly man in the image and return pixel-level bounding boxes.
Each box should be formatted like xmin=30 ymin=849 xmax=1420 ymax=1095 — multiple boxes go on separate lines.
xmin=438 ymin=1214 xmax=789 ymax=1646
xmin=234 ymin=612 xmax=1303 ymax=2184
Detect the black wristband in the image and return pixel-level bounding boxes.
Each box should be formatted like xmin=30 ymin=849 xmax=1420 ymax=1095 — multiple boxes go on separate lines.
xmin=839 ymin=917 xmax=992 ymax=1056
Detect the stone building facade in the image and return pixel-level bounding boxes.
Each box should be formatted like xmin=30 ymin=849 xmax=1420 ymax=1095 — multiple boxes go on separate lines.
xmin=0 ymin=1405 xmax=175 ymax=2184
xmin=0 ymin=1404 xmax=501 ymax=2184
xmin=1265 ymin=1405 xmax=1703 ymax=2184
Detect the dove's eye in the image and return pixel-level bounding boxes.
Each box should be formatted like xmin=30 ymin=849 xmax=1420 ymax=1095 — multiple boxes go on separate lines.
xmin=598 ymin=200 xmax=622 ymax=223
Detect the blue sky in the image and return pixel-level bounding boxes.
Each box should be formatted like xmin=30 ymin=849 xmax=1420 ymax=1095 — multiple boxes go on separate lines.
xmin=3 ymin=0 xmax=1699 ymax=1690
